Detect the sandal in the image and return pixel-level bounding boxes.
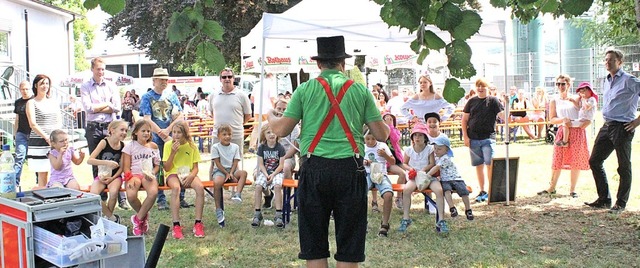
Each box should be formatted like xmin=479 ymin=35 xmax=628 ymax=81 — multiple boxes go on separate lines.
xmin=371 ymin=201 xmax=380 ymax=213
xmin=378 ymin=223 xmax=389 ymax=237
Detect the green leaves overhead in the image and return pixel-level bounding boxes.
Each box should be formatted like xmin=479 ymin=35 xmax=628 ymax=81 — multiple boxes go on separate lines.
xmin=83 ymin=0 xmax=125 ymax=15
xmin=167 ymin=11 xmax=192 ymax=43
xmin=379 ymin=0 xmax=426 ymax=32
xmin=538 ymin=0 xmax=559 ymax=13
xmin=202 ymin=20 xmax=224 ymax=41
xmin=452 ymin=11 xmax=482 ymax=41
xmin=435 ymin=2 xmax=462 ymax=31
xmin=562 ymin=0 xmax=594 ymax=16
xmin=423 ymin=30 xmax=446 ymax=50
xmin=443 ymin=79 xmax=466 ymax=105
xmin=196 ymin=42 xmax=225 ymax=73
xmin=166 ymin=2 xmax=226 ymax=73
xmin=446 ymin=40 xmax=476 ymax=79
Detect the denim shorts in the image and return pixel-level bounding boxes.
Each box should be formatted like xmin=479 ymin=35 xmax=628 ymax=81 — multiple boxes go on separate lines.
xmin=366 ymin=174 xmax=394 ymax=197
xmin=441 ymin=180 xmax=470 ymax=196
xmin=211 ymin=168 xmax=237 ymax=182
xmin=469 ymin=138 xmax=495 ymax=166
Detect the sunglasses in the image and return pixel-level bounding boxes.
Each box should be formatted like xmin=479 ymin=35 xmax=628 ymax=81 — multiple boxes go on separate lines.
xmin=221 ymin=75 xmax=234 ymax=79
xmin=555 ymin=82 xmax=567 ymax=86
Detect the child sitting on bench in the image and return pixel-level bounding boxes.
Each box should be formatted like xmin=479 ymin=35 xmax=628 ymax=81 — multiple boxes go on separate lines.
xmin=429 ymin=135 xmax=474 ymax=221
xmin=363 ymin=128 xmax=395 ymax=237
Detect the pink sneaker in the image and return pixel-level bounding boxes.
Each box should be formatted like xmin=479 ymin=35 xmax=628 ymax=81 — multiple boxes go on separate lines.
xmin=172 ymin=225 xmax=184 ymax=239
xmin=193 ymin=222 xmax=205 ymax=238
xmin=141 ymin=213 xmax=150 ymax=234
xmin=130 ymin=215 xmax=144 ymax=236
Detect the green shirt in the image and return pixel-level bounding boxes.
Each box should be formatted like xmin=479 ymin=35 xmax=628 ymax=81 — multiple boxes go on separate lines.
xmin=284 ymin=69 xmax=382 ymax=159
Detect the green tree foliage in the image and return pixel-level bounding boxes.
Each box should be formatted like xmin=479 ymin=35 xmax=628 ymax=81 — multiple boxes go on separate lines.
xmin=96 ymin=0 xmax=298 ymax=74
xmin=45 ymin=0 xmax=94 ymax=71
xmin=375 ymin=0 xmax=639 ymax=104
xmin=572 ymin=0 xmax=640 ymax=48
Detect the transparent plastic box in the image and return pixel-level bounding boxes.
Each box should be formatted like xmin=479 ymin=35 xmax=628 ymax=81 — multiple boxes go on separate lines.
xmin=33 ymin=216 xmax=128 ymax=267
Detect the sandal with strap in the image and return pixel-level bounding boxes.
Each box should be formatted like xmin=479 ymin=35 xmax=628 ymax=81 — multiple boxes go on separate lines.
xmin=378 ymin=223 xmax=389 ymax=237
xmin=371 ymin=201 xmax=380 ymax=213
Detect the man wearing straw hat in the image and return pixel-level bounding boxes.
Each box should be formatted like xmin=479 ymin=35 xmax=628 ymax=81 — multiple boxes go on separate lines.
xmin=139 ymin=68 xmax=186 ymax=210
xmin=269 ymin=36 xmax=388 ymax=267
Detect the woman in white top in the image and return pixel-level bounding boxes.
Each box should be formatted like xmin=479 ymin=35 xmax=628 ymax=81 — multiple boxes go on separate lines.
xmin=401 ymin=75 xmax=455 ymax=123
xmin=26 ymin=74 xmax=62 ymax=188
xmin=537 ymin=74 xmax=590 ymax=198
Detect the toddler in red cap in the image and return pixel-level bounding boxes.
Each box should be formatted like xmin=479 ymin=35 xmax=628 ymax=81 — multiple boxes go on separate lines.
xmin=557 ymin=82 xmax=597 ymax=147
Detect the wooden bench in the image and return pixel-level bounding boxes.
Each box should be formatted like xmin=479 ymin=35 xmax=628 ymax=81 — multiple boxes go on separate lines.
xmin=81 ymin=180 xmax=253 ymax=211
xmin=281 ymin=179 xmax=472 ymax=225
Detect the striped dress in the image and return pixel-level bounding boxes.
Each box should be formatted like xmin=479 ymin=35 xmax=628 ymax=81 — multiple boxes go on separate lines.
xmin=27 ymin=98 xmax=61 ymax=172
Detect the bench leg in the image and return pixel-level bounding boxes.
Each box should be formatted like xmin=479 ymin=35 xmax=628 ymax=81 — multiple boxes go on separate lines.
xmin=283 ymin=187 xmax=291 ymax=224
xmin=422 ymin=193 xmax=439 ymax=224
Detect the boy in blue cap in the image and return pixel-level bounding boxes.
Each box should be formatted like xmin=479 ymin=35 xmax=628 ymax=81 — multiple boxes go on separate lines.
xmin=429 ymin=135 xmax=474 ymax=221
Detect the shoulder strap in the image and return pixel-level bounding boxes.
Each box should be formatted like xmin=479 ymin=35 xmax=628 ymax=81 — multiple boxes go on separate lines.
xmin=307 ymin=77 xmax=359 ymax=157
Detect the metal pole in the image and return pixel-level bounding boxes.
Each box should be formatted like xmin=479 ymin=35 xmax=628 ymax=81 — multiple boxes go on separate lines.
xmin=503 ymin=29 xmax=510 ymax=206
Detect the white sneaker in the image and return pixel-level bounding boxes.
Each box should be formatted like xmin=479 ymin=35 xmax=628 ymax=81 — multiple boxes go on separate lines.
xmin=231 ymin=193 xmax=242 ymax=203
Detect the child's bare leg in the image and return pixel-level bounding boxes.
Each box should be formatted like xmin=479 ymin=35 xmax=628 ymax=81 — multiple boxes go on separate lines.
xmin=274 ymin=184 xmax=283 ymax=210
xmin=371 ymin=189 xmax=378 ymax=205
xmin=254 ymin=184 xmax=263 ymax=210
xmin=37 ymin=172 xmax=48 ymax=188
xmin=191 ymin=177 xmax=205 ymax=220
xmin=389 ymin=165 xmax=405 ymax=205
xmin=126 ymin=179 xmax=142 ymax=212
xmin=106 ymin=181 xmax=121 ymax=217
xmin=444 ymin=191 xmax=454 ymax=209
xmin=66 ymin=179 xmax=80 ymax=190
xmin=381 ymin=191 xmax=392 ymax=225
xmin=234 ymin=170 xmax=248 ymax=193
xmin=213 ymin=175 xmax=225 ymax=209
xmin=402 ymin=180 xmax=417 ymax=219
xmin=167 ymin=177 xmax=181 ymax=223
xmin=138 ymin=179 xmax=158 ymax=219
xmin=461 ymin=195 xmax=471 ymax=210
xmin=91 ymin=181 xmax=109 ymax=217
xmin=429 ymin=181 xmax=445 ymax=222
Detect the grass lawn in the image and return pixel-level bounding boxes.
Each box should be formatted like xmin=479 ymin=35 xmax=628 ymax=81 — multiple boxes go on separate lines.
xmin=19 ymin=129 xmax=640 ymax=267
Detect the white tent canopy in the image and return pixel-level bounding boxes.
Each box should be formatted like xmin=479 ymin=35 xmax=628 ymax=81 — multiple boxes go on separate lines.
xmin=242 ymin=0 xmax=514 ymax=204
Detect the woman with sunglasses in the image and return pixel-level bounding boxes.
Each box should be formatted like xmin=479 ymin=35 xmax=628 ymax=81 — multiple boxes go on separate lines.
xmin=537 ymin=74 xmax=590 ymax=198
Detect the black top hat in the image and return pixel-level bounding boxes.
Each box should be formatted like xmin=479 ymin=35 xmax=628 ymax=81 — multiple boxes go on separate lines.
xmin=311 ymin=36 xmax=352 ymax=60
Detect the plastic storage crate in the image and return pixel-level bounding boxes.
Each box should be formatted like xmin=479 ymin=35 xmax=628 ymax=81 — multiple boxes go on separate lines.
xmin=33 ymin=216 xmax=127 ymax=267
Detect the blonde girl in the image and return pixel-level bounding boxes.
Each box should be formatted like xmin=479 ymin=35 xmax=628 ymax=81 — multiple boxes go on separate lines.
xmin=122 ymin=119 xmax=160 ymax=236
xmin=163 ymin=120 xmax=205 ymax=239
xmin=87 ymin=120 xmax=128 ymax=223
xmin=47 ymin=129 xmax=85 ymax=190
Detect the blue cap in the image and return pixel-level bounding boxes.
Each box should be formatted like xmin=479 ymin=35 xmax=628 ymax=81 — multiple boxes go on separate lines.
xmin=431 ymin=135 xmax=453 ymax=157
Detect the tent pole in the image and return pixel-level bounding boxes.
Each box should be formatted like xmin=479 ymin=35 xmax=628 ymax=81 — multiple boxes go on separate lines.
xmin=502 ymin=27 xmax=510 ymax=206
xmin=254 ymin=36 xmax=267 ymax=170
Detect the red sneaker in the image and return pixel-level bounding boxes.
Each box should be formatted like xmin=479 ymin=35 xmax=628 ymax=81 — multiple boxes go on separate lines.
xmin=172 ymin=225 xmax=184 ymax=239
xmin=193 ymin=222 xmax=205 ymax=238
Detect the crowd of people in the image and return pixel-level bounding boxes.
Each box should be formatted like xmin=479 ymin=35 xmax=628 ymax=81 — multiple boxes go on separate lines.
xmin=10 ymin=40 xmax=640 ymax=267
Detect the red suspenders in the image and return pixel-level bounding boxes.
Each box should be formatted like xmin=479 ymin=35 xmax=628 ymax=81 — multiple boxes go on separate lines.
xmin=307 ymin=77 xmax=360 ymax=158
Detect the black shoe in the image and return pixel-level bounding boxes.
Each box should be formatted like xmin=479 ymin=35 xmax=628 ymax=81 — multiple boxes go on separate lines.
xmin=569 ymin=192 xmax=578 ymax=198
xmin=608 ymin=204 xmax=625 ymax=214
xmin=465 ymin=209 xmax=474 ymax=221
xmin=180 ymin=200 xmax=194 ymax=208
xmin=263 ymin=194 xmax=274 ymax=209
xmin=584 ymin=199 xmax=611 ymax=209
xmin=449 ymin=207 xmax=458 ymax=217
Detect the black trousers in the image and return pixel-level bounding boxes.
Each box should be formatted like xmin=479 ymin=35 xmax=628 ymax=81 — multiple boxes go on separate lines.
xmin=589 ymin=121 xmax=635 ymax=207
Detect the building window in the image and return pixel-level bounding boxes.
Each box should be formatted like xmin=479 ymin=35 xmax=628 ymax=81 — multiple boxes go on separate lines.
xmin=0 ymin=31 xmax=9 ymax=61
